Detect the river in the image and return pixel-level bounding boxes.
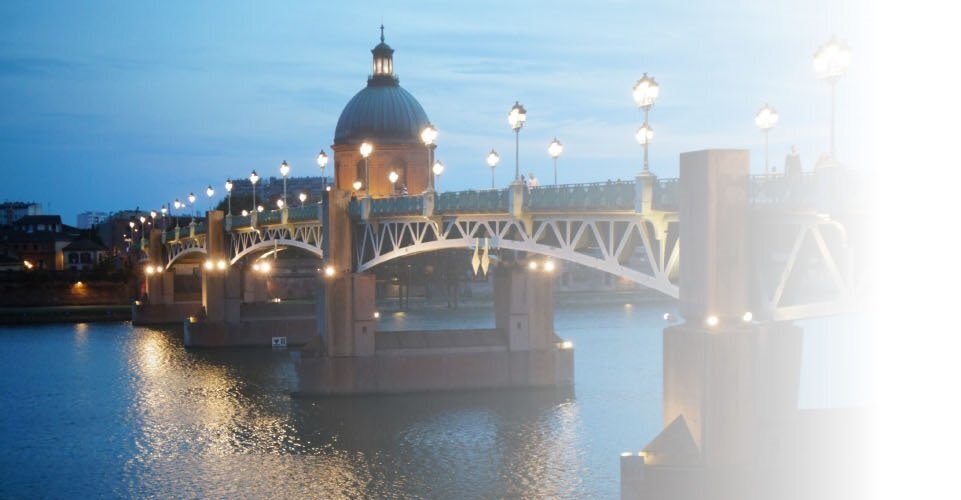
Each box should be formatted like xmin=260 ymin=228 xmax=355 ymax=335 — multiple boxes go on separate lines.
xmin=0 ymin=302 xmax=868 ymax=498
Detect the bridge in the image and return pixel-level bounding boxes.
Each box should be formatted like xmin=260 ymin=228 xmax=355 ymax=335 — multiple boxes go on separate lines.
xmin=141 ymin=166 xmax=863 ymax=325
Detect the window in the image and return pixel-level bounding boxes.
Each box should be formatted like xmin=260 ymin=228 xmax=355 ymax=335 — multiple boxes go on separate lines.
xmin=68 ymin=253 xmax=79 ymax=264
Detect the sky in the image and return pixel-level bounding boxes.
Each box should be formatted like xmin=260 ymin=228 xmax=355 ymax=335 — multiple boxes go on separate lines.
xmin=0 ymin=0 xmax=871 ymax=223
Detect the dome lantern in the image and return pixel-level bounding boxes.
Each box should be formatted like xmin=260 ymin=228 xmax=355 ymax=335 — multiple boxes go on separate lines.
xmin=370 ymin=24 xmax=397 ymax=85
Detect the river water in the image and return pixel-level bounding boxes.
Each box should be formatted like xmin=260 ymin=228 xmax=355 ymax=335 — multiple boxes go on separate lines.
xmin=0 ymin=302 xmax=868 ymax=498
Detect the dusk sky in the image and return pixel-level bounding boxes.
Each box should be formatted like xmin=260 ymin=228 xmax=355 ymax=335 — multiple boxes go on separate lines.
xmin=1 ymin=0 xmax=870 ymax=222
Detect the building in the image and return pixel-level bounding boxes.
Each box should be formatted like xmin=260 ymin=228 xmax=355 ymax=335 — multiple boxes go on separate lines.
xmin=76 ymin=211 xmax=109 ymax=229
xmin=332 ymin=28 xmax=433 ymax=196
xmin=0 ymin=215 xmax=79 ymax=270
xmin=62 ymin=239 xmax=107 ymax=271
xmin=0 ymin=201 xmax=42 ymax=226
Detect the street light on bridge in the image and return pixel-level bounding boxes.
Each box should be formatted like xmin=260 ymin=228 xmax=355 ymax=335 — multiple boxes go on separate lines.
xmin=813 ymin=36 xmax=851 ymax=161
xmin=173 ymin=199 xmax=182 ymax=229
xmin=188 ymin=192 xmax=196 ymax=222
xmin=421 ymin=123 xmax=438 ymax=192
xmin=299 ymin=192 xmax=307 ymax=206
xmin=486 ymin=149 xmax=500 ymax=189
xmin=250 ymin=170 xmax=260 ymax=214
xmin=279 ymin=160 xmax=290 ymax=205
xmin=225 ymin=179 xmax=233 ymax=215
xmin=388 ymin=170 xmax=399 ymax=194
xmin=352 ymin=179 xmax=363 ymax=193
xmin=755 ymin=104 xmax=779 ymax=173
xmin=632 ymin=73 xmax=660 ymax=174
xmin=548 ymin=138 xmax=563 ymax=185
xmin=359 ymin=142 xmax=373 ymax=197
xmin=508 ymin=101 xmax=527 ymax=182
xmin=205 ymin=185 xmax=214 ymax=211
xmin=316 ymin=150 xmax=329 ymax=191
xmin=432 ymin=160 xmax=445 ymax=192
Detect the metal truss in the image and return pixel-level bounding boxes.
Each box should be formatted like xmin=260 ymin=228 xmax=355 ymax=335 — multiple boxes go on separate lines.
xmin=750 ymin=211 xmax=865 ymax=322
xmin=228 ymin=223 xmax=324 ymax=264
xmin=355 ymin=214 xmax=680 ymax=299
xmin=163 ymin=236 xmax=207 ymax=270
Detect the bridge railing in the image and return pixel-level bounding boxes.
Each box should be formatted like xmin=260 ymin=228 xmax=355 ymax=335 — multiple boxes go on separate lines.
xmin=230 ymin=214 xmax=252 ymax=229
xmin=527 ymin=181 xmax=636 ymax=211
xmin=259 ymin=209 xmax=283 ymax=225
xmin=287 ymin=204 xmax=322 ymax=223
xmin=436 ymin=189 xmax=508 ymax=213
xmin=652 ymin=177 xmax=679 ymax=211
xmin=371 ymin=195 xmax=424 ymax=215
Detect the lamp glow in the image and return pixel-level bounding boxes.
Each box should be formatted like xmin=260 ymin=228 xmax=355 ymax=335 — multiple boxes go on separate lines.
xmin=705 ymin=315 xmax=719 ymax=327
xmin=420 ymin=123 xmax=438 ymax=146
xmin=359 ymin=142 xmax=373 ymax=158
xmin=635 ymin=123 xmax=654 ymax=145
xmin=279 ymin=160 xmax=290 ymax=177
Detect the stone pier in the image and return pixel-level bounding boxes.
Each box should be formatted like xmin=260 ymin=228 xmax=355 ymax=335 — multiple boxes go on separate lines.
xmin=132 ymin=228 xmax=202 ymax=325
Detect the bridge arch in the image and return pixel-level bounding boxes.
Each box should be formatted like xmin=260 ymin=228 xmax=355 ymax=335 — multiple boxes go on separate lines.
xmin=230 ymin=238 xmax=324 ymax=265
xmin=164 ymin=244 xmax=207 ymax=270
xmin=354 ymin=216 xmax=679 ymax=298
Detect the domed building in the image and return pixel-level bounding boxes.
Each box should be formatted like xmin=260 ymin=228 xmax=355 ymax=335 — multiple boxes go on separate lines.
xmin=333 ymin=28 xmax=433 ymax=197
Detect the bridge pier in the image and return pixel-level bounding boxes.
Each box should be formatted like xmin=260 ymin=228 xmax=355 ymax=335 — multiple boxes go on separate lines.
xmin=132 ymin=228 xmax=202 ymax=325
xmin=183 ymin=210 xmax=319 ymax=347
xmin=621 ymin=149 xmax=858 ymax=499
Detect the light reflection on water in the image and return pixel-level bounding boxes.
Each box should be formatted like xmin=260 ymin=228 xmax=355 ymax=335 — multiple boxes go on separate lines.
xmin=0 ymin=303 xmax=865 ymax=498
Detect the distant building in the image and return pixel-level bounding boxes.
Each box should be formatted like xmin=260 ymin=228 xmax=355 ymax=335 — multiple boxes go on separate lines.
xmin=0 ymin=215 xmax=80 ymax=270
xmin=0 ymin=201 xmax=42 ymax=226
xmin=76 ymin=211 xmax=109 ymax=229
xmin=62 ymin=239 xmax=107 ymax=271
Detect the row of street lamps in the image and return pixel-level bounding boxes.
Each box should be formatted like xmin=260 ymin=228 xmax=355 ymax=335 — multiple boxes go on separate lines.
xmin=146 ymin=36 xmax=850 ymax=226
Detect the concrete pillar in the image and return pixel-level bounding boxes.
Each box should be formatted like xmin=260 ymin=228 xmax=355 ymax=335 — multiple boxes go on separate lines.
xmin=494 ymin=263 xmax=555 ymax=351
xmin=678 ymin=149 xmax=749 ymax=323
xmin=635 ymin=171 xmax=654 ymax=213
xmin=318 ymin=189 xmax=377 ymax=357
xmin=509 ymin=181 xmax=526 ymax=218
xmin=161 ymin=269 xmax=175 ymax=305
xmin=201 ymin=211 xmax=226 ymax=321
xmin=145 ymin=229 xmax=164 ymax=303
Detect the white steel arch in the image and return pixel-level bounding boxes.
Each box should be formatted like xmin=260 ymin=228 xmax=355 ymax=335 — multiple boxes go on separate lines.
xmin=228 ymin=224 xmax=323 ymax=265
xmin=355 ymin=214 xmax=680 ymax=299
xmin=164 ymin=237 xmax=207 ymax=269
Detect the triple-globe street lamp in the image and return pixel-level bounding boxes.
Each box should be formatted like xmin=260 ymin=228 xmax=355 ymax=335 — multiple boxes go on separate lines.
xmin=755 ymin=104 xmax=779 ymax=173
xmin=632 ymin=73 xmax=660 ymax=174
xmin=813 ymin=36 xmax=852 ymax=160
xmin=508 ymin=101 xmax=527 ymax=182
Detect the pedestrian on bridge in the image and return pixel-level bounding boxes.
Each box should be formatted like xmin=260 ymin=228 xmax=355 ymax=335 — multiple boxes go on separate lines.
xmin=529 ymin=173 xmax=540 ymax=189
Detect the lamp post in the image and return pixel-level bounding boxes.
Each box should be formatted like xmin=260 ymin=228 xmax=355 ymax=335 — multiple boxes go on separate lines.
xmin=279 ymin=160 xmax=290 ymax=205
xmin=632 ymin=73 xmax=660 ymax=174
xmin=129 ymin=220 xmax=135 ymax=252
xmin=149 ymin=210 xmax=156 ymax=235
xmin=161 ymin=206 xmax=168 ymax=231
xmin=359 ymin=142 xmax=373 ymax=197
xmin=352 ymin=179 xmax=363 ymax=194
xmin=173 ymin=199 xmax=182 ymax=230
xmin=225 ymin=179 xmax=233 ymax=215
xmin=299 ymin=192 xmax=307 ymax=206
xmin=813 ymin=36 xmax=851 ymax=160
xmin=421 ymin=123 xmax=438 ymax=192
xmin=316 ymin=150 xmax=328 ymax=192
xmin=138 ymin=216 xmax=146 ymax=247
xmin=508 ymin=101 xmax=527 ymax=182
xmin=249 ymin=170 xmax=260 ymax=213
xmin=547 ymin=138 xmax=563 ymax=185
xmin=388 ymin=170 xmax=399 ymax=195
xmin=755 ymin=104 xmax=779 ymax=173
xmin=188 ymin=192 xmax=196 ymax=222
xmin=205 ymin=185 xmax=214 ymax=211
xmin=432 ymin=160 xmax=445 ymax=193
xmin=486 ymin=149 xmax=500 ymax=189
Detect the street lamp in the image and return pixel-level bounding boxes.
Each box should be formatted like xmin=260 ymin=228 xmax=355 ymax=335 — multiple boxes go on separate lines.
xmin=173 ymin=199 xmax=182 ymax=229
xmin=635 ymin=123 xmax=654 ymax=147
xmin=632 ymin=73 xmax=660 ymax=173
xmin=316 ymin=150 xmax=328 ymax=191
xmin=352 ymin=180 xmax=363 ymax=193
xmin=161 ymin=206 xmax=168 ymax=230
xmin=149 ymin=210 xmax=156 ymax=234
xmin=299 ymin=192 xmax=307 ymax=206
xmin=250 ymin=170 xmax=260 ymax=214
xmin=755 ymin=104 xmax=779 ymax=173
xmin=279 ymin=160 xmax=290 ymax=205
xmin=388 ymin=170 xmax=399 ymax=194
xmin=205 ymin=185 xmax=214 ymax=211
xmin=547 ymin=138 xmax=563 ymax=185
xmin=188 ymin=192 xmax=196 ymax=222
xmin=813 ymin=36 xmax=852 ymax=160
xmin=421 ymin=123 xmax=438 ymax=191
xmin=225 ymin=179 xmax=233 ymax=215
xmin=486 ymin=149 xmax=500 ymax=189
xmin=508 ymin=101 xmax=527 ymax=182
xmin=432 ymin=160 xmax=445 ymax=192
xmin=359 ymin=142 xmax=373 ymax=197
xmin=277 ymin=199 xmax=285 ymax=209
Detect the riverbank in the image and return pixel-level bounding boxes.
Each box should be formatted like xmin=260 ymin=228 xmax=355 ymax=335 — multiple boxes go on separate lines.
xmin=0 ymin=305 xmax=131 ymax=325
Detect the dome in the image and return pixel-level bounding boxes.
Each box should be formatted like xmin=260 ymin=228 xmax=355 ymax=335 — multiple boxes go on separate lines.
xmin=334 ymin=84 xmax=430 ymax=145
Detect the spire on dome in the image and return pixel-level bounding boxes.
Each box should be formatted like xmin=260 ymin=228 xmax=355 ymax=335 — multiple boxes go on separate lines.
xmin=370 ymin=25 xmax=397 ymax=86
